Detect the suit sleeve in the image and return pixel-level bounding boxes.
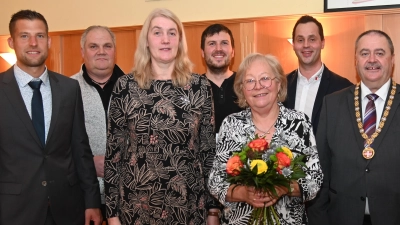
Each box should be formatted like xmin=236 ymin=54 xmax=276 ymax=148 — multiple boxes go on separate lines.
xmin=307 ymin=97 xmax=331 ymax=225
xmin=71 ymin=81 xmax=101 ymax=208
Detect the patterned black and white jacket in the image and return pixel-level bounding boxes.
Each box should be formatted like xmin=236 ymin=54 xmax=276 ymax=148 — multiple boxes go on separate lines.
xmin=208 ymin=103 xmax=323 ymax=225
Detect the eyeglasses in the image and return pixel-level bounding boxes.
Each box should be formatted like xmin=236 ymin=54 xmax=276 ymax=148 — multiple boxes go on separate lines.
xmin=242 ymin=77 xmax=277 ymax=91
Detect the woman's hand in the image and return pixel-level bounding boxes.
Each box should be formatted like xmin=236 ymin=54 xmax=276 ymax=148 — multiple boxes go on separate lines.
xmin=108 ymin=217 xmax=122 ymax=225
xmin=226 ymin=184 xmax=292 ymax=208
xmin=207 ymin=216 xmax=220 ymax=225
xmin=245 ymin=186 xmax=286 ymax=208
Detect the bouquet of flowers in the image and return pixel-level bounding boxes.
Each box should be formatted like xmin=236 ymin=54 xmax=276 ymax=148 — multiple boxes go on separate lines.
xmin=226 ymin=135 xmax=307 ymax=225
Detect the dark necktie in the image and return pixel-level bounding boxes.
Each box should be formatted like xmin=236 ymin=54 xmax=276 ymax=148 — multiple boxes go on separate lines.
xmin=29 ymin=80 xmax=45 ymax=147
xmin=363 ymin=94 xmax=378 ymax=146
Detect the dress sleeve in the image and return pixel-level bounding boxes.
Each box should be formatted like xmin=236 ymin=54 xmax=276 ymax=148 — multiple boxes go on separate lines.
xmin=292 ymin=113 xmax=323 ymax=203
xmin=208 ymin=115 xmax=243 ymax=206
xmin=198 ymin=77 xmax=219 ymax=210
xmin=104 ymin=76 xmax=129 ymax=218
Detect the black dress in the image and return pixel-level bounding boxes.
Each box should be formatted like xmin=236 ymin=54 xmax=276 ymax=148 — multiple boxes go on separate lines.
xmin=105 ymin=73 xmax=216 ymax=225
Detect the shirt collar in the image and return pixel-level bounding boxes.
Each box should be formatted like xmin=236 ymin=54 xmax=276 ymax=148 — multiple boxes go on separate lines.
xmin=81 ymin=63 xmax=122 ymax=87
xmin=297 ymin=64 xmax=324 ymax=82
xmin=14 ymin=64 xmax=49 ymax=88
xmin=360 ymin=79 xmax=391 ymax=101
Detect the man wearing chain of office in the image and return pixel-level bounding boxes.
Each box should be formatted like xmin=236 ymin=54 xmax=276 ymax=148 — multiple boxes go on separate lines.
xmin=308 ymin=29 xmax=400 ymax=225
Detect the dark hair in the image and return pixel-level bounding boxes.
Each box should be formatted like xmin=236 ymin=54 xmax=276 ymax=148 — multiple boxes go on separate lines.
xmin=292 ymin=15 xmax=324 ymax=41
xmin=201 ymin=24 xmax=234 ymax=50
xmin=355 ymin=30 xmax=394 ymax=55
xmin=9 ymin=10 xmax=48 ymax=37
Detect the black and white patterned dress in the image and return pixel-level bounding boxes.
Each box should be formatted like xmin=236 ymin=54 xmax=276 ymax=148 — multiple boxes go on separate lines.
xmin=104 ymin=73 xmax=216 ymax=225
xmin=208 ymin=103 xmax=323 ymax=225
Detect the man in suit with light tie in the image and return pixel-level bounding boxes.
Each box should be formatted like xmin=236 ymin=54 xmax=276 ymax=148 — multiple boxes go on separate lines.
xmin=0 ymin=10 xmax=102 ymax=225
xmin=308 ymin=30 xmax=400 ymax=225
xmin=283 ymin=15 xmax=353 ymax=134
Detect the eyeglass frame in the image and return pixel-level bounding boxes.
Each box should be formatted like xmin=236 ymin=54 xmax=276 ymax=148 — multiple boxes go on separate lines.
xmin=242 ymin=76 xmax=277 ymax=91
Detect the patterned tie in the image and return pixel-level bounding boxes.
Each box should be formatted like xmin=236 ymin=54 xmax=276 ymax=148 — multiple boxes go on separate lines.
xmin=29 ymin=80 xmax=45 ymax=147
xmin=363 ymin=94 xmax=378 ymax=146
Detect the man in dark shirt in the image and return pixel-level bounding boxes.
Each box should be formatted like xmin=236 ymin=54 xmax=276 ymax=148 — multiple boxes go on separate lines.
xmin=201 ymin=24 xmax=242 ymax=134
xmin=71 ymin=25 xmax=125 ymax=224
xmin=201 ymin=23 xmax=242 ymax=225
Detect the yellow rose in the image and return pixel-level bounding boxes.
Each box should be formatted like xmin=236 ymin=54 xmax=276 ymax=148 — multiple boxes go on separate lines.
xmin=281 ymin=146 xmax=293 ymax=159
xmin=250 ymin=160 xmax=268 ymax=174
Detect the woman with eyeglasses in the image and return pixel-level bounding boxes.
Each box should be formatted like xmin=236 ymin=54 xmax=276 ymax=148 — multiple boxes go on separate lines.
xmin=208 ymin=53 xmax=323 ymax=224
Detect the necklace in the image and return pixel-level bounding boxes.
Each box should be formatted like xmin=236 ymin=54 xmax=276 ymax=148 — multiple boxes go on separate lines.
xmin=254 ymin=121 xmax=276 ymax=137
xmin=354 ymin=80 xmax=396 ymax=159
xmin=91 ymin=77 xmax=111 ymax=86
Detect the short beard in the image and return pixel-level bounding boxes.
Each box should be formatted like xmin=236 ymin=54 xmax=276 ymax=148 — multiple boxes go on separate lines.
xmin=205 ymin=57 xmax=231 ymax=75
xmin=20 ymin=54 xmax=47 ymax=68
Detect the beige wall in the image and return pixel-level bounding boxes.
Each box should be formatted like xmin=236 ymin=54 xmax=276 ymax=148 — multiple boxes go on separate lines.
xmin=0 ymin=0 xmax=323 ymax=35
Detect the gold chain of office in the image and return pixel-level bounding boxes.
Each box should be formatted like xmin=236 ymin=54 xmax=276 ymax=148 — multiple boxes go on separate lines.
xmin=354 ymin=80 xmax=396 ymax=159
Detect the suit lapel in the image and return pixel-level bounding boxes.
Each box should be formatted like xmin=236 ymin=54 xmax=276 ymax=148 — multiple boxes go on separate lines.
xmin=366 ymin=82 xmax=400 ymax=165
xmin=311 ymin=67 xmax=330 ymax=125
xmin=45 ymin=72 xmax=61 ymax=149
xmin=347 ymin=86 xmax=366 ymax=152
xmin=1 ymin=67 xmax=43 ymax=148
xmin=286 ymin=70 xmax=298 ymax=109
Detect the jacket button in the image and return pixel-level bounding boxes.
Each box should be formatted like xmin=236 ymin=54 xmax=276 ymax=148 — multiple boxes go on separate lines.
xmin=360 ymin=197 xmax=365 ymax=201
xmin=42 ymin=181 xmax=47 ymax=186
xmin=365 ymin=168 xmax=370 ymax=172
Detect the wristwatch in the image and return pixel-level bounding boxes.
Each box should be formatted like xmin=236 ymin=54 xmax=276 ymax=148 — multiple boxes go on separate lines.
xmin=208 ymin=211 xmax=221 ymax=217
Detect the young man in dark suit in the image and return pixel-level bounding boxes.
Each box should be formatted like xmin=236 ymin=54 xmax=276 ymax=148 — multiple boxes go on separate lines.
xmin=283 ymin=15 xmax=353 ymax=134
xmin=0 ymin=10 xmax=101 ymax=225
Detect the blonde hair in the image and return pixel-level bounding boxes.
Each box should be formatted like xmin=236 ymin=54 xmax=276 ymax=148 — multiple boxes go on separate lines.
xmin=234 ymin=53 xmax=287 ymax=108
xmin=133 ymin=8 xmax=193 ymax=89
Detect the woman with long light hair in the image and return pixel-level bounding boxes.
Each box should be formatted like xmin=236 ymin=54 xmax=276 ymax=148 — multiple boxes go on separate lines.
xmin=104 ymin=8 xmax=218 ymax=225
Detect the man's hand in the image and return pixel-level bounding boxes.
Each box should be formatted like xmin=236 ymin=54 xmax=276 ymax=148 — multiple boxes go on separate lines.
xmin=85 ymin=208 xmax=102 ymax=225
xmin=93 ymin=155 xmax=105 ymax=177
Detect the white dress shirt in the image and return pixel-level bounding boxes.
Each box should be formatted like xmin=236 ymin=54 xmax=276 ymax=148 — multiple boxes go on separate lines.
xmin=14 ymin=65 xmax=52 ymax=144
xmin=294 ymin=64 xmax=324 ymax=119
xmin=361 ymin=79 xmax=390 ymax=128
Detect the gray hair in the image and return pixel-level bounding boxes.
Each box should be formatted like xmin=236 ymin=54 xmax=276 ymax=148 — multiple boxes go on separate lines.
xmin=80 ymin=25 xmax=116 ymax=48
xmin=355 ymin=30 xmax=394 ymax=55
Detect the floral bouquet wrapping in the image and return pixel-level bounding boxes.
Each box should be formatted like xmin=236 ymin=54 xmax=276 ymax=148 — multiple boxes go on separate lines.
xmin=226 ymin=135 xmax=307 ymax=225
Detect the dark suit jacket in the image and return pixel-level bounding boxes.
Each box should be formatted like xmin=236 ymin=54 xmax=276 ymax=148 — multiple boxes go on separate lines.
xmin=308 ymin=83 xmax=400 ymax=225
xmin=0 ymin=67 xmax=101 ymax=225
xmin=283 ymin=66 xmax=353 ymax=134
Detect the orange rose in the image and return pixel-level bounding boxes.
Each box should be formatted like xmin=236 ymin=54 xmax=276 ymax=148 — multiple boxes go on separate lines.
xmin=276 ymin=152 xmax=291 ymax=169
xmin=226 ymin=155 xmax=243 ymax=176
xmin=248 ymin=138 xmax=268 ymax=152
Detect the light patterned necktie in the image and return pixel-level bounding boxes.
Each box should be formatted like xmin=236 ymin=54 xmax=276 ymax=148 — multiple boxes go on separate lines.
xmin=363 ymin=94 xmax=378 ymax=146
